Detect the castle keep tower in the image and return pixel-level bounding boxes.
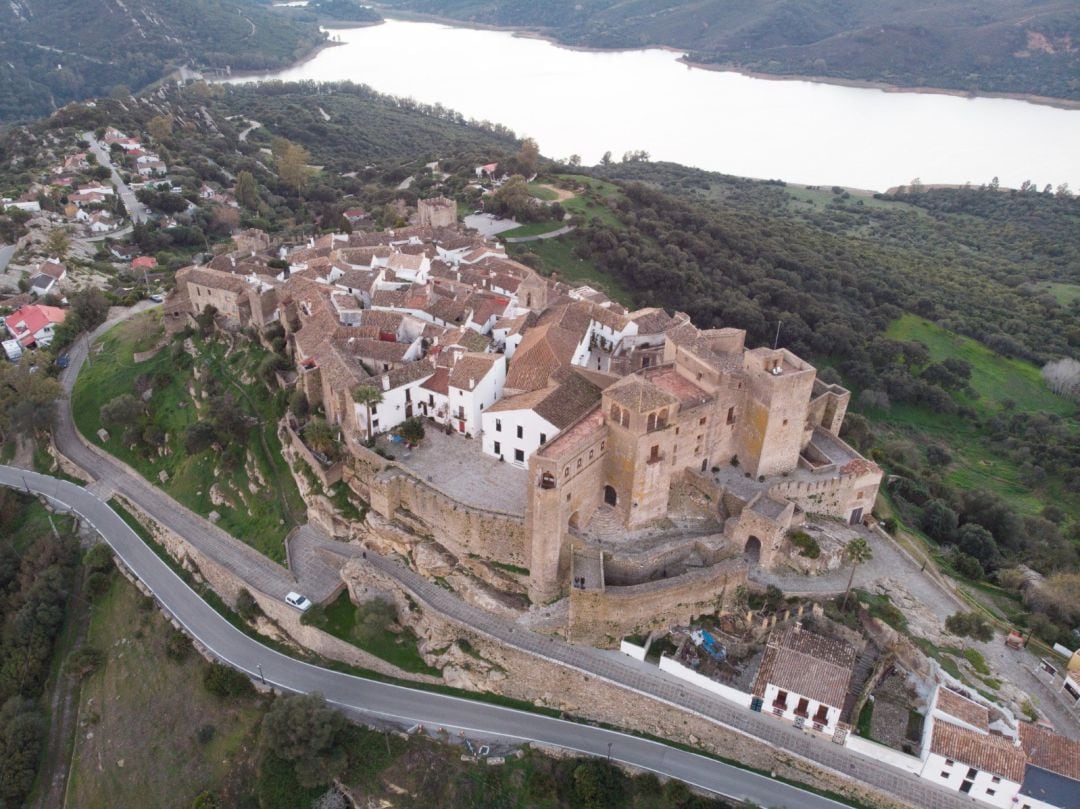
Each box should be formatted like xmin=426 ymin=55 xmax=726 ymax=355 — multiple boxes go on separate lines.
xmin=417 ymin=196 xmax=456 ymax=228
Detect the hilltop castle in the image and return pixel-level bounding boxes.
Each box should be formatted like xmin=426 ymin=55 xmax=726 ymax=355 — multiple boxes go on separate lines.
xmin=166 ymin=200 xmax=882 ymax=639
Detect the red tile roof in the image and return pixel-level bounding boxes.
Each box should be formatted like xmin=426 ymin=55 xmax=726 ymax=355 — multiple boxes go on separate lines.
xmin=930 ymin=720 xmax=1026 ymax=782
xmin=4 ymin=304 xmax=66 ymax=345
xmin=935 ymin=687 xmax=989 ymax=731
xmin=1018 ymin=722 xmax=1080 ymax=781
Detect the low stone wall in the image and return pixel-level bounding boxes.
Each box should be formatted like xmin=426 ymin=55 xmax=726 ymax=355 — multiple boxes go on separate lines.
xmin=659 ymin=654 xmax=753 ymax=708
xmin=568 ymin=558 xmax=747 ymax=646
xmin=600 ymin=533 xmax=733 ymax=586
xmin=372 ymin=470 xmax=528 ymax=571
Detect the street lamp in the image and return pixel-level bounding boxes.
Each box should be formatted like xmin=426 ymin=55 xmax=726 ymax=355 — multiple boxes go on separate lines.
xmin=257 ymin=664 xmax=265 ymax=685
xmin=607 ymin=742 xmax=612 ymax=764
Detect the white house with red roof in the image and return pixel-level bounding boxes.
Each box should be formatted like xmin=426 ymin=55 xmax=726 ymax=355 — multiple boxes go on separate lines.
xmin=4 ymin=304 xmax=67 ymax=348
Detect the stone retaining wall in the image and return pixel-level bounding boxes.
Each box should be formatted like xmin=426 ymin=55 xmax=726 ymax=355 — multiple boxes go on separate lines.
xmin=568 ymin=558 xmax=748 ymax=646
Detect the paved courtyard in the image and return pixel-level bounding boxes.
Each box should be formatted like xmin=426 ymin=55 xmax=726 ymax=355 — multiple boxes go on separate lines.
xmin=378 ymin=428 xmax=527 ymax=516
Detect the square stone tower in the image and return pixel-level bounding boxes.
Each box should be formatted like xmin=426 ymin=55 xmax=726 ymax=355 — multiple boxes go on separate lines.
xmin=418 ymin=196 xmax=456 ymax=228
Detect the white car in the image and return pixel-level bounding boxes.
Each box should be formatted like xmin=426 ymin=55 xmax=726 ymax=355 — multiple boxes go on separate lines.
xmin=284 ymin=591 xmax=312 ymax=612
xmin=149 ymin=293 xmax=164 ymax=303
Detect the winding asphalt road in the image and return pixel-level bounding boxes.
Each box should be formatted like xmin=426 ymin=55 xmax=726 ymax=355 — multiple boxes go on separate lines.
xmin=1 ymin=465 xmax=843 ymax=809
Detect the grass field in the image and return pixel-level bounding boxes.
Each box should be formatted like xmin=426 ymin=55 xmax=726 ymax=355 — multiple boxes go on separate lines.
xmin=885 ymin=314 xmax=1073 ymax=416
xmin=526 ymin=182 xmax=560 ymax=201
xmin=71 ymin=316 xmax=306 ymax=561
xmin=1039 ymin=281 xmax=1080 ymax=306
xmin=554 ymin=173 xmax=625 ymax=227
xmin=509 ymin=234 xmax=634 ymax=307
xmin=307 ymin=591 xmax=440 ymax=676
xmin=868 ymin=315 xmax=1078 ymax=519
xmin=66 ymin=576 xmax=264 ymax=809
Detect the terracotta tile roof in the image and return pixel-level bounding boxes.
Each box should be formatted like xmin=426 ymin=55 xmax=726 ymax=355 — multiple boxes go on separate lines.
xmin=4 ymin=304 xmax=66 ymax=345
xmin=339 ymin=246 xmax=393 ymax=266
xmin=382 ymin=360 xmax=435 ymax=390
xmin=930 ymin=721 xmax=1026 ymax=782
xmin=630 ymin=308 xmax=676 ymax=334
xmin=449 ymin=353 xmax=500 ymax=390
xmin=752 ymin=624 xmax=856 ymax=709
xmin=534 ymin=369 xmax=602 ymax=429
xmin=1018 ymin=722 xmax=1080 ymax=781
xmin=467 ymin=292 xmax=510 ymax=325
xmin=335 ymin=337 xmax=410 ymax=365
xmin=504 ymin=321 xmax=581 ymax=392
xmin=178 ymin=266 xmax=249 ymax=295
xmin=359 ymin=310 xmax=404 ymax=333
xmin=935 ymin=688 xmax=989 ymax=731
xmin=388 ymin=252 xmax=424 ymax=272
xmin=420 ymin=366 xmax=450 ymax=395
xmin=605 ymin=376 xmax=679 ymax=413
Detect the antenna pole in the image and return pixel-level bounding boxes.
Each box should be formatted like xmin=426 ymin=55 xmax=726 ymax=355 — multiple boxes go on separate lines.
xmin=773 ymin=320 xmax=782 ymax=350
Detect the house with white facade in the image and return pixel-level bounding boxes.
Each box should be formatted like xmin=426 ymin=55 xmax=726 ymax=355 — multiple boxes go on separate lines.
xmin=446 ymin=352 xmax=505 ymax=437
xmin=354 ymin=363 xmax=436 ymax=439
xmin=4 ymin=304 xmax=66 ymax=348
xmin=482 ymin=369 xmax=601 ymax=466
xmin=751 ymin=622 xmax=855 ymax=736
xmin=917 ymin=686 xmax=1026 ymax=809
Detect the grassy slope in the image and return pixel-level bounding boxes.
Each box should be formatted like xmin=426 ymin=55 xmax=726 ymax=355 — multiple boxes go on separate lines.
xmin=66 ymin=577 xmax=264 ymax=809
xmin=71 ymin=315 xmax=305 ymax=561
xmin=871 ymin=315 xmax=1077 ymax=518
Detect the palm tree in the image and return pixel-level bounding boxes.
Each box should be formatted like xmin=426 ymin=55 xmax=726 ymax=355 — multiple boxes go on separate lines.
xmin=352 ymin=385 xmax=383 ymax=443
xmin=841 ymin=537 xmax=873 ymax=611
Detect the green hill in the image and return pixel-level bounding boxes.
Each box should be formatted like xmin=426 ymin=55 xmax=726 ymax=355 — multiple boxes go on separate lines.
xmin=379 ymin=0 xmax=1080 ymax=101
xmin=0 ymin=0 xmax=327 ymax=122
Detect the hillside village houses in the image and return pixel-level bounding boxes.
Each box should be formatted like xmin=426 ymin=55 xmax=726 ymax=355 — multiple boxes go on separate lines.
xmin=3 ymin=302 xmax=66 ymax=359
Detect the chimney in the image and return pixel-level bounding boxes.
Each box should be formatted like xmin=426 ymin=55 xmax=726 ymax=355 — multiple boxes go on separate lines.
xmin=469 ymin=378 xmax=475 ymax=391
xmin=381 ymin=374 xmax=390 ymax=391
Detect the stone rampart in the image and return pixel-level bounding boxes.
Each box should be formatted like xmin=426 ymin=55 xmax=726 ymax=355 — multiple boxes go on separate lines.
xmin=373 ymin=469 xmax=528 ymax=571
xmin=568 ymin=558 xmax=747 ymax=645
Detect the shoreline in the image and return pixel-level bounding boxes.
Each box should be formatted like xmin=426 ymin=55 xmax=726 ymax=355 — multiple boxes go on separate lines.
xmin=368 ymin=7 xmax=1080 ymax=112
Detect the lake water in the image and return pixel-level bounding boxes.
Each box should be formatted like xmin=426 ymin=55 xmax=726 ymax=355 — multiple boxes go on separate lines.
xmin=227 ymin=19 xmax=1080 ymax=191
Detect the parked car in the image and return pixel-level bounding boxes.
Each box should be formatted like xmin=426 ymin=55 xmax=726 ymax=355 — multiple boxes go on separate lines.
xmin=149 ymin=293 xmax=164 ymax=302
xmin=285 ymin=591 xmax=312 ymax=612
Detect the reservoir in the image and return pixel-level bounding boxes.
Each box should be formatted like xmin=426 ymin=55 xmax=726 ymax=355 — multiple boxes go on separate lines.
xmin=226 ymin=19 xmax=1080 ymax=191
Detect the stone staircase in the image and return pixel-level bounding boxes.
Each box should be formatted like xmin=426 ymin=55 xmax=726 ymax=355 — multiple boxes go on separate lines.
xmin=578 ymin=505 xmax=622 ymax=542
xmin=842 ymin=647 xmax=881 ymax=724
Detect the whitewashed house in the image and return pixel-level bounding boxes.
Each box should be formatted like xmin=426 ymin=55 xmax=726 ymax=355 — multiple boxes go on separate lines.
xmin=751 ymin=623 xmax=855 ymax=736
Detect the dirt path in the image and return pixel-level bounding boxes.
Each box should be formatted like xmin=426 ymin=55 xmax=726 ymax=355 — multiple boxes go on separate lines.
xmin=32 ymin=571 xmax=91 ymax=809
xmin=537 ymin=183 xmax=576 ymax=202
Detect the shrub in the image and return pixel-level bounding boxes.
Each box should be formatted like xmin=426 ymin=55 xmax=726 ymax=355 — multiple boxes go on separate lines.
xmin=235 ymin=589 xmax=261 ymax=622
xmin=944 ymin=611 xmax=994 ymax=642
xmin=353 ymin=599 xmax=397 ymax=645
xmin=84 ymin=571 xmax=112 ymax=599
xmin=164 ymin=627 xmax=192 ymax=662
xmin=789 ymin=530 xmax=821 ymax=559
xmin=83 ymin=543 xmax=114 ymax=574
xmin=195 ymin=725 xmax=216 ymax=745
xmin=203 ymin=662 xmax=255 ymax=698
xmin=64 ymin=646 xmax=104 ymax=680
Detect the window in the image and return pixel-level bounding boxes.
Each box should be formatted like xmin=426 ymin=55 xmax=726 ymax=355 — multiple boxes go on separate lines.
xmin=726 ymin=407 xmax=736 ymax=425
xmin=588 ymin=450 xmax=594 ymax=460
xmin=699 ymin=417 xmax=706 ymax=425
xmin=495 ymin=419 xmax=501 ymax=432
xmin=990 ymin=776 xmax=1000 ymax=784
xmin=966 ymin=768 xmax=978 ymax=780
xmin=985 ymin=789 xmax=995 ymax=797
xmin=600 ymin=441 xmax=605 ymax=451
xmin=959 ymin=780 xmax=973 ymax=794
xmin=944 ymin=760 xmax=954 ymax=767
xmin=494 ymin=441 xmax=501 ymax=455
xmin=647 ymin=413 xmax=656 ymax=431
xmin=782 ymin=419 xmax=788 ymax=426
xmin=514 ymin=449 xmax=524 ymax=463
xmin=577 ymin=458 xmax=582 ymax=469
xmin=516 ymin=425 xmax=523 ymax=439
xmin=564 ymin=467 xmax=570 ymax=478
xmin=649 ymin=445 xmax=659 ymax=463
xmin=540 ymin=433 xmax=547 ymax=445
xmin=940 ymin=772 xmax=950 ymax=779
